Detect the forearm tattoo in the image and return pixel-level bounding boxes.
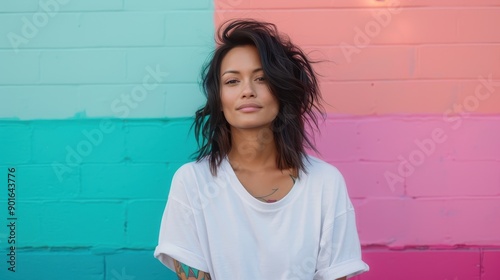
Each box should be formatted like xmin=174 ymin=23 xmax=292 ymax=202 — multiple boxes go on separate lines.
xmin=174 ymin=259 xmax=212 ymax=280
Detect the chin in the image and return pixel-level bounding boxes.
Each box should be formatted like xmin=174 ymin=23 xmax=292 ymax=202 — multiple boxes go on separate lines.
xmin=226 ymin=117 xmax=275 ymax=131
xmin=235 ymin=122 xmax=274 ymax=130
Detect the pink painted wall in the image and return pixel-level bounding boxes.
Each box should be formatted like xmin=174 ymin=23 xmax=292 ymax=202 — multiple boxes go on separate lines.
xmin=214 ymin=0 xmax=500 ymax=279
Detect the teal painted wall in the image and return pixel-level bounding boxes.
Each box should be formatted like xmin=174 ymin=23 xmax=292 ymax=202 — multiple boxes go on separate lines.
xmin=0 ymin=1 xmax=213 ymax=279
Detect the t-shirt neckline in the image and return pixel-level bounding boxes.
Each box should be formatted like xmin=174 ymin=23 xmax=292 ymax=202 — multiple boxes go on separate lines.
xmin=221 ymin=155 xmax=304 ymax=211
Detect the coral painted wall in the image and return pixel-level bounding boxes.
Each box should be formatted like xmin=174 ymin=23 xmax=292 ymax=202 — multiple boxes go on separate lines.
xmin=213 ymin=0 xmax=500 ymax=279
xmin=0 ymin=0 xmax=499 ymax=279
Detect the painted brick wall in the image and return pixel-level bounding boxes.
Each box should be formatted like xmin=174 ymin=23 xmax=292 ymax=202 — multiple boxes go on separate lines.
xmin=0 ymin=0 xmax=212 ymax=279
xmin=213 ymin=0 xmax=500 ymax=279
xmin=1 ymin=0 xmax=500 ymax=279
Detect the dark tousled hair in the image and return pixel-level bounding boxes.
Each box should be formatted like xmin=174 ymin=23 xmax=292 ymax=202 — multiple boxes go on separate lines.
xmin=190 ymin=18 xmax=326 ymax=178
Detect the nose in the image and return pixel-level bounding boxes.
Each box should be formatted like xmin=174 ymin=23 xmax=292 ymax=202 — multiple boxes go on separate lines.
xmin=241 ymin=80 xmax=256 ymax=98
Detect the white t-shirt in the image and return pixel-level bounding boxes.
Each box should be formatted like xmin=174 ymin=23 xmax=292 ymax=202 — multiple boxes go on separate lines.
xmin=154 ymin=154 xmax=369 ymax=279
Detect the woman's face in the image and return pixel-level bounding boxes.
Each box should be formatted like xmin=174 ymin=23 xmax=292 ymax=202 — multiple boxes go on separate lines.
xmin=220 ymin=45 xmax=279 ymax=131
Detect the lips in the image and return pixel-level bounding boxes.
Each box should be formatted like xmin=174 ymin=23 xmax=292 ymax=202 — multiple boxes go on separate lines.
xmin=237 ymin=103 xmax=262 ymax=110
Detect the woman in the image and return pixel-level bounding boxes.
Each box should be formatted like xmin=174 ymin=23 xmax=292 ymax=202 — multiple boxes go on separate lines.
xmin=154 ymin=19 xmax=369 ymax=280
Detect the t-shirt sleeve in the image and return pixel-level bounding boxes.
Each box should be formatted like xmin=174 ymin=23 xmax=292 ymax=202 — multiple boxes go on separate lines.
xmin=314 ymin=167 xmax=369 ymax=279
xmin=153 ymin=165 xmax=209 ymax=273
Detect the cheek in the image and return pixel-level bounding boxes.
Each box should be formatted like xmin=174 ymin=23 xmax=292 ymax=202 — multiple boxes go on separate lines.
xmin=268 ymin=95 xmax=280 ymax=115
xmin=220 ymin=91 xmax=234 ymax=112
xmin=220 ymin=89 xmax=228 ymax=106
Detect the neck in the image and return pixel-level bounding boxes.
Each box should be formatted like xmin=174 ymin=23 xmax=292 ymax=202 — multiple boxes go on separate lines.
xmin=227 ymin=126 xmax=277 ymax=172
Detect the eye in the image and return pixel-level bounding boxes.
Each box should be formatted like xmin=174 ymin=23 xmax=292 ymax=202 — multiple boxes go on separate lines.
xmin=225 ymin=79 xmax=238 ymax=85
xmin=255 ymin=77 xmax=266 ymax=82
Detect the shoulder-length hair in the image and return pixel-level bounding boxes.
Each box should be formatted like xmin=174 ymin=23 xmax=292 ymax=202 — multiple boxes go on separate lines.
xmin=190 ymin=18 xmax=326 ymax=178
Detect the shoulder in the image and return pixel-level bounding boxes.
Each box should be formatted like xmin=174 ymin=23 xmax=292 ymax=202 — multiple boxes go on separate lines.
xmin=171 ymin=156 xmax=224 ymax=183
xmin=167 ymin=157 xmax=214 ymax=200
xmin=304 ymin=155 xmax=354 ymax=218
xmin=174 ymin=156 xmax=208 ymax=174
xmin=303 ymin=154 xmax=344 ymax=181
xmin=303 ymin=154 xmax=350 ymax=202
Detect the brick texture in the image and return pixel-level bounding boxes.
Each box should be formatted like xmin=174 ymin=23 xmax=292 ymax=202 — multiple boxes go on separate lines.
xmin=0 ymin=0 xmax=499 ymax=279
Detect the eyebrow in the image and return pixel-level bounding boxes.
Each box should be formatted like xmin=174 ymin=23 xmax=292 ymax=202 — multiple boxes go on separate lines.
xmin=221 ymin=68 xmax=263 ymax=76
